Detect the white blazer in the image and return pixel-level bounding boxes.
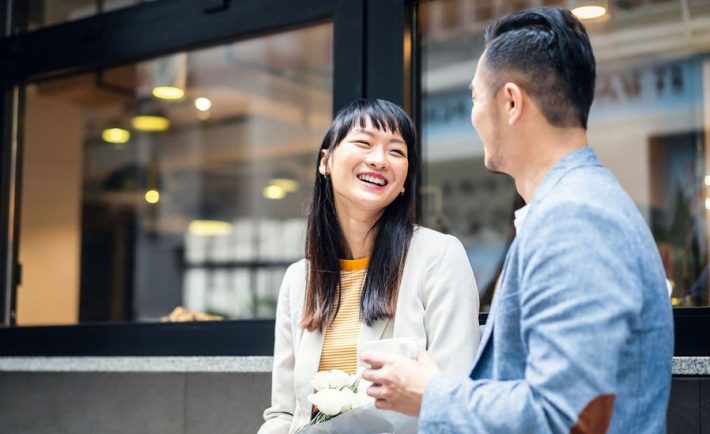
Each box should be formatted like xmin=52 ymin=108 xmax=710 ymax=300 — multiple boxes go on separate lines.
xmin=258 ymin=227 xmax=480 ymax=434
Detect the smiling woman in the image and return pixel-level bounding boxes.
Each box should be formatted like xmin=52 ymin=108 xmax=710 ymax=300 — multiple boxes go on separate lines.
xmin=306 ymin=99 xmax=418 ymax=332
xmin=259 ymin=99 xmax=480 ymax=433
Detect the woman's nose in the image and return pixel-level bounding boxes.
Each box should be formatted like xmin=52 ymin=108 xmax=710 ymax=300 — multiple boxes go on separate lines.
xmin=366 ymin=147 xmax=387 ymax=169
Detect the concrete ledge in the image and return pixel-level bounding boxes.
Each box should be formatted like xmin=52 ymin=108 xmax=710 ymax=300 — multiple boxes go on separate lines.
xmin=671 ymin=357 xmax=710 ymax=376
xmin=0 ymin=356 xmax=272 ymax=373
xmin=0 ymin=356 xmax=708 ymax=375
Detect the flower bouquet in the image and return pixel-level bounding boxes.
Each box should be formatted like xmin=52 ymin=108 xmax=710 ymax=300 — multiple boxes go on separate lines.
xmin=296 ymin=369 xmax=418 ymax=434
xmin=297 ymin=369 xmax=372 ymax=430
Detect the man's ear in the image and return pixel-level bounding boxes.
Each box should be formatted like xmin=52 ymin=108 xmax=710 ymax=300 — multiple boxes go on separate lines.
xmin=502 ymin=82 xmax=524 ymax=125
xmin=319 ymin=149 xmax=330 ymax=175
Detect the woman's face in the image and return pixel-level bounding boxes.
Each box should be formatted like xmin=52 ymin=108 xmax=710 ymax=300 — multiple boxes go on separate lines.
xmin=321 ymin=117 xmax=409 ymax=217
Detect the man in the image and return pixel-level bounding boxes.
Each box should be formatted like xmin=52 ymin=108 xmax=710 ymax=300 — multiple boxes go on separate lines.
xmin=362 ymin=7 xmax=673 ymax=433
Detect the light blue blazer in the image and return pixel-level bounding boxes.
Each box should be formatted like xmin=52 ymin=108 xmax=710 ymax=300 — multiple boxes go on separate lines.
xmin=420 ymin=147 xmax=674 ymax=433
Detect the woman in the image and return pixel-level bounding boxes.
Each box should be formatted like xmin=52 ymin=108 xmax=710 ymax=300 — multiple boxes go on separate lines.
xmin=259 ymin=99 xmax=479 ymax=433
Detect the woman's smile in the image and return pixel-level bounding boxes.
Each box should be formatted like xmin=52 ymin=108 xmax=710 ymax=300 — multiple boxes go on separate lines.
xmin=356 ymin=171 xmax=388 ymax=188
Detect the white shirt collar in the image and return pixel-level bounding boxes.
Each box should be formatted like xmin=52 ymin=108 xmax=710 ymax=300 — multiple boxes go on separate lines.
xmin=513 ymin=204 xmax=530 ymax=234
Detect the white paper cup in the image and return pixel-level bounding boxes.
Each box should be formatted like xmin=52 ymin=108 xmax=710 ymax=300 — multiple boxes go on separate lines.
xmin=360 ymin=337 xmax=423 ymax=360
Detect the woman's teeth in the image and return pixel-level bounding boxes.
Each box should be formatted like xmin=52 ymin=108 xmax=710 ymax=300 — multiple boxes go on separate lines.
xmin=358 ymin=175 xmax=386 ymax=186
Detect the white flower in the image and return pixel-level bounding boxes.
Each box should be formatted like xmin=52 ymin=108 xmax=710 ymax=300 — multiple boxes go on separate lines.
xmin=327 ymin=369 xmax=352 ymax=389
xmin=311 ymin=371 xmax=331 ymax=391
xmin=307 ymin=388 xmax=355 ymax=416
xmin=311 ymin=369 xmax=353 ymax=391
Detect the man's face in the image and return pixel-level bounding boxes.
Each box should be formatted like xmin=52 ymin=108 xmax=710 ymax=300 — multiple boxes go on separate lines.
xmin=470 ymin=53 xmax=505 ymax=173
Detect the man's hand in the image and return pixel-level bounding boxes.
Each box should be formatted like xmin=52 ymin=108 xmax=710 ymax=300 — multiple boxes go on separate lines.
xmin=360 ymin=350 xmax=442 ymax=417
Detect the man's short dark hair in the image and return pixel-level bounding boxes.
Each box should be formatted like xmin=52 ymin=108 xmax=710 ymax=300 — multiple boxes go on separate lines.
xmin=483 ymin=7 xmax=596 ymax=129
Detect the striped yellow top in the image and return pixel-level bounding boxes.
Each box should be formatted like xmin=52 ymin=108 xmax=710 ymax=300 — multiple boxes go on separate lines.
xmin=317 ymin=257 xmax=368 ymax=374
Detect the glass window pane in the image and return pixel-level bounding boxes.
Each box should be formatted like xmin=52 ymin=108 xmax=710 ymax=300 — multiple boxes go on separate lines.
xmin=18 ymin=23 xmax=333 ymax=325
xmin=419 ymin=0 xmax=710 ymax=310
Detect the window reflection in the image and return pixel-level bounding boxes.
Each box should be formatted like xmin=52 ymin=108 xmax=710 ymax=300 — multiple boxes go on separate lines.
xmin=419 ymin=0 xmax=710 ymax=310
xmin=18 ymin=23 xmax=333 ymax=324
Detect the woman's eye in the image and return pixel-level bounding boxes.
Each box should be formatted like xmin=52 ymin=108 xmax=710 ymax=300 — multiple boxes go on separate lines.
xmin=390 ymin=149 xmax=406 ymax=157
xmin=354 ymin=140 xmax=370 ymax=147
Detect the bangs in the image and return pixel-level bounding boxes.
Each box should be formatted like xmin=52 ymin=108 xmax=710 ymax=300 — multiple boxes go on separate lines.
xmin=351 ymin=105 xmax=404 ymax=135
xmin=327 ymin=99 xmax=414 ymax=150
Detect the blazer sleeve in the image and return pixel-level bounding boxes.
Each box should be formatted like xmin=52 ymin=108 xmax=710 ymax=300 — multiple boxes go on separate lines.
xmin=422 ymin=234 xmax=480 ymax=376
xmin=258 ymin=264 xmax=298 ymax=434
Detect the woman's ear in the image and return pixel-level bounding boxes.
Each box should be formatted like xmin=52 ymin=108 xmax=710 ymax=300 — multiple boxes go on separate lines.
xmin=319 ymin=150 xmax=330 ymax=176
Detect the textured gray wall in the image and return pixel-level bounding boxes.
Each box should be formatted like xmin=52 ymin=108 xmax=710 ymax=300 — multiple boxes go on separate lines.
xmin=668 ymin=377 xmax=710 ymax=434
xmin=0 ymin=373 xmax=707 ymax=433
xmin=0 ymin=372 xmax=271 ymax=434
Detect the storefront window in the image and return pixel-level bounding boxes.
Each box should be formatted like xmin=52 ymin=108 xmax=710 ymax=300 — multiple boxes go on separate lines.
xmin=419 ymin=0 xmax=710 ymax=310
xmin=18 ymin=23 xmax=333 ymax=324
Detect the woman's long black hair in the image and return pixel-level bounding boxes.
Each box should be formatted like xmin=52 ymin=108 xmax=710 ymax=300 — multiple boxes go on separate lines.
xmin=300 ymin=99 xmax=418 ymax=332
